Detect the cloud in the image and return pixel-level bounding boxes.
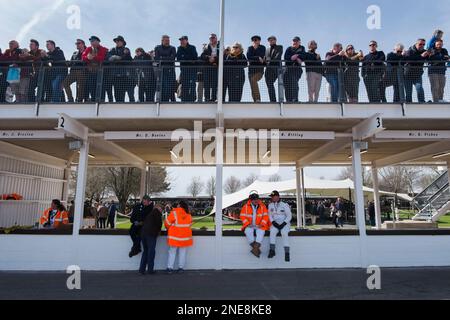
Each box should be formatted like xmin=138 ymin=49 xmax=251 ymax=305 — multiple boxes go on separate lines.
xmin=15 ymin=0 xmax=66 ymax=43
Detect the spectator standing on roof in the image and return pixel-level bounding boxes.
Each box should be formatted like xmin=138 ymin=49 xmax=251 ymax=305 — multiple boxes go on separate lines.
xmin=155 ymin=35 xmax=177 ymax=102
xmin=63 ymin=39 xmax=87 ymax=103
xmin=265 ymin=36 xmax=283 ymax=103
xmin=177 ymin=36 xmax=198 ymax=102
xmin=247 ymin=35 xmax=266 ymax=103
xmin=362 ymin=40 xmax=386 ymax=103
xmin=82 ymin=36 xmax=108 ymax=102
xmin=403 ymin=38 xmax=430 ymax=103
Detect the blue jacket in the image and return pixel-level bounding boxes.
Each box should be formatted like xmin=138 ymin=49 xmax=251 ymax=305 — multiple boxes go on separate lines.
xmin=176 ymin=44 xmax=198 ymax=68
xmin=247 ymin=45 xmax=266 ymax=75
xmin=43 ymin=47 xmax=67 ymax=78
xmin=155 ymin=45 xmax=176 ymax=66
xmin=428 ymin=48 xmax=449 ymax=75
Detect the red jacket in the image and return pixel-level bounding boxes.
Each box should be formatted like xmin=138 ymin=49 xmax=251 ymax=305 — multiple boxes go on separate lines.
xmin=0 ymin=48 xmax=22 ymax=63
xmin=82 ymin=46 xmax=108 ymax=64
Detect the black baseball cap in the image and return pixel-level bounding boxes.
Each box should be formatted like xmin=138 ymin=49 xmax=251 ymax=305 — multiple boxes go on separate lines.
xmin=113 ymin=35 xmax=127 ymax=45
xmin=249 ymin=193 xmax=260 ymax=200
xmin=142 ymin=195 xmax=151 ymax=201
xmin=267 ymin=35 xmax=277 ymax=41
xmin=293 ymin=36 xmax=301 ymax=42
xmin=89 ymin=36 xmax=101 ymax=42
xmin=251 ymin=35 xmax=262 ymax=41
xmin=179 ymin=35 xmax=189 ymax=41
xmin=270 ymin=191 xmax=280 ymax=197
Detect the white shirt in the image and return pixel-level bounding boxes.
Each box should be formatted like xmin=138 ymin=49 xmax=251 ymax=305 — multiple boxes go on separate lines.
xmin=251 ymin=204 xmax=259 ymax=227
xmin=268 ymin=201 xmax=292 ymax=225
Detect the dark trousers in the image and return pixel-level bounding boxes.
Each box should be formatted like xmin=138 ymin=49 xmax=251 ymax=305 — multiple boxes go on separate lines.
xmin=98 ymin=218 xmax=106 ymax=229
xmin=284 ymin=69 xmax=302 ymax=102
xmin=107 ymin=214 xmax=115 ymax=229
xmin=381 ymin=76 xmax=401 ymax=103
xmin=369 ymin=214 xmax=376 ymax=227
xmin=0 ymin=72 xmax=7 ymax=103
xmin=224 ymin=75 xmax=245 ymax=102
xmin=265 ymin=68 xmax=278 ymax=102
xmin=138 ymin=77 xmax=156 ymax=102
xmin=129 ymin=225 xmax=142 ymax=252
xmin=204 ymin=68 xmax=218 ymax=102
xmin=161 ymin=68 xmax=176 ymax=102
xmin=405 ymin=77 xmax=425 ymax=103
xmin=102 ymin=71 xmax=114 ymax=102
xmin=28 ymin=75 xmax=39 ymax=102
xmin=112 ymin=76 xmax=127 ymax=102
xmin=139 ymin=235 xmax=158 ymax=273
xmin=326 ymin=74 xmax=340 ymax=102
xmin=364 ymin=76 xmax=383 ymax=102
xmin=180 ymin=69 xmax=197 ymax=102
xmin=86 ymin=71 xmax=98 ymax=101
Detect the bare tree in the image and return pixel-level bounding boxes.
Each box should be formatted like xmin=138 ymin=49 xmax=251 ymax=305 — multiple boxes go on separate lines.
xmin=338 ymin=167 xmax=373 ymax=187
xmin=379 ymin=167 xmax=419 ymax=194
xmin=206 ymin=176 xmax=216 ymax=198
xmin=70 ymin=167 xmax=109 ymax=204
xmin=187 ymin=176 xmax=204 ymax=198
xmin=147 ymin=166 xmax=171 ymax=196
xmin=242 ymin=173 xmax=259 ymax=187
xmin=224 ymin=176 xmax=242 ymax=194
xmin=106 ymin=167 xmax=141 ymax=213
xmin=268 ymin=174 xmax=282 ymax=182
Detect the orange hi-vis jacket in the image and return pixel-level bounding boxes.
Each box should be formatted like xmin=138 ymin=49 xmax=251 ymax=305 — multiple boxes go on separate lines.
xmin=39 ymin=208 xmax=69 ymax=228
xmin=1 ymin=193 xmax=23 ymax=200
xmin=240 ymin=200 xmax=270 ymax=232
xmin=164 ymin=208 xmax=193 ymax=248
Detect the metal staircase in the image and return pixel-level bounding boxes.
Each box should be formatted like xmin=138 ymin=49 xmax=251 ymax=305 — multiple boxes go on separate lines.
xmin=413 ymin=171 xmax=450 ymax=222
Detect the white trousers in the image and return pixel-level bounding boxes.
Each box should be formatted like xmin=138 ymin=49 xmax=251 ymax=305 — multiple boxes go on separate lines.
xmin=244 ymin=227 xmax=266 ymax=245
xmin=168 ymin=246 xmax=188 ymax=269
xmin=269 ymin=225 xmax=290 ymax=247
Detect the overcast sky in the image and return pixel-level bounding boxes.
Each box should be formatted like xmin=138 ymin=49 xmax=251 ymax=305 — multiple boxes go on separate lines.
xmin=1 ymin=0 xmax=448 ymax=196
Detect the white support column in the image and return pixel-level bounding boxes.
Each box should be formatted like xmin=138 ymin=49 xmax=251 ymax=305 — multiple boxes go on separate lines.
xmin=62 ymin=164 xmax=72 ymax=204
xmin=351 ymin=141 xmax=368 ymax=267
xmin=73 ymin=141 xmax=90 ymax=237
xmin=371 ymin=166 xmax=382 ymax=230
xmin=447 ymin=161 xmax=450 ymax=186
xmin=140 ymin=167 xmax=146 ymax=200
xmin=215 ymin=127 xmax=224 ymax=270
xmin=295 ymin=164 xmax=306 ymax=229
xmin=213 ymin=0 xmax=225 ymax=271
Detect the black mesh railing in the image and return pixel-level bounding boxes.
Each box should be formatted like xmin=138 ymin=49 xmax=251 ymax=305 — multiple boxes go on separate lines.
xmin=0 ymin=60 xmax=449 ymax=104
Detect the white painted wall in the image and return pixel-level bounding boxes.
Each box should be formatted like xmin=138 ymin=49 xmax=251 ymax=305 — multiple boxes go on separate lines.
xmin=0 ymin=155 xmax=66 ymax=228
xmin=1 ymin=235 xmax=449 ymax=271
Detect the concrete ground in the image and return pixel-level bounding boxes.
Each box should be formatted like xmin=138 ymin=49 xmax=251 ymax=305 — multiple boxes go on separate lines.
xmin=1 ymin=268 xmax=449 ymax=300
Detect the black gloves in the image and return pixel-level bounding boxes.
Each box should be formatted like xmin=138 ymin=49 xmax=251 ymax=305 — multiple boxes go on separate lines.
xmin=273 ymin=222 xmax=287 ymax=230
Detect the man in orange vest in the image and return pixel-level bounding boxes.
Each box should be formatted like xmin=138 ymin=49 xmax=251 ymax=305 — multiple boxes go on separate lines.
xmin=39 ymin=199 xmax=69 ymax=228
xmin=240 ymin=192 xmax=270 ymax=258
xmin=164 ymin=201 xmax=193 ymax=274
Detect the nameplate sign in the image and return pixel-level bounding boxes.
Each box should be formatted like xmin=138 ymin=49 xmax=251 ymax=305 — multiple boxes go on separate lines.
xmin=0 ymin=131 xmax=65 ymax=140
xmin=104 ymin=131 xmax=336 ymax=141
xmin=375 ymin=131 xmax=450 ymax=140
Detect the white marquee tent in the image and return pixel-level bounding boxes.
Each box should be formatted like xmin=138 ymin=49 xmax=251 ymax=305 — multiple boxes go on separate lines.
xmin=212 ymin=176 xmax=413 ymax=213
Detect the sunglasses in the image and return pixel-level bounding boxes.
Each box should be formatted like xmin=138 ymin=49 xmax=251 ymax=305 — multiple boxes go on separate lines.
xmin=369 ymin=44 xmax=377 ymax=47
xmin=347 ymin=47 xmax=354 ymax=50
